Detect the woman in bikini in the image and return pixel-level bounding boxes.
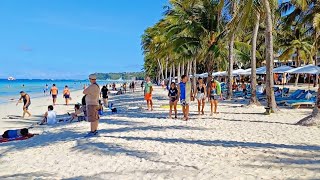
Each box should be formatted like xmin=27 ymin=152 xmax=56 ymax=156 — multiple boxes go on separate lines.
xmin=168 ymin=82 xmax=178 ymax=119
xmin=195 ymin=78 xmax=206 ymax=115
xmin=208 ymin=79 xmax=222 ymax=116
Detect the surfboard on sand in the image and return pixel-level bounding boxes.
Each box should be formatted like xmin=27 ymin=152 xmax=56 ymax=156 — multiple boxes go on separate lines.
xmin=185 ymin=82 xmax=191 ymax=104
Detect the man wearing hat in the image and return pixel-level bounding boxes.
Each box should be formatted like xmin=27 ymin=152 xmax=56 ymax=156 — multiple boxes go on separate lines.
xmin=83 ymin=74 xmax=100 ymax=137
xmin=16 ymin=91 xmax=31 ymax=118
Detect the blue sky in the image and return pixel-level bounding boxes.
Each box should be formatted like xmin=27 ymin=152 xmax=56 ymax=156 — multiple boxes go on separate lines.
xmin=0 ymin=0 xmax=167 ymax=79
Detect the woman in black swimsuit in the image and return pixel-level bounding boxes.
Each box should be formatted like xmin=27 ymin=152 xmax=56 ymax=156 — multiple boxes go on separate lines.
xmin=168 ymin=82 xmax=178 ymax=119
xmin=101 ymin=85 xmax=109 ymax=107
xmin=195 ymin=78 xmax=206 ymax=115
xmin=16 ymin=91 xmax=31 ymax=118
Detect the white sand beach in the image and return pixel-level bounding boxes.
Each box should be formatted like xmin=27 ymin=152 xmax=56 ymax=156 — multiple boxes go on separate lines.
xmin=0 ymin=86 xmax=320 ymax=179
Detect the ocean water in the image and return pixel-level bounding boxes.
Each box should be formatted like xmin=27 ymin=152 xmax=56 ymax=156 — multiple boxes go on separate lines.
xmin=0 ymin=79 xmax=120 ymax=104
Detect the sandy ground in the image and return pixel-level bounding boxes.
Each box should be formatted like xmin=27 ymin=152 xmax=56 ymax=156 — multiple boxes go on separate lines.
xmin=0 ymin=86 xmax=320 ymax=179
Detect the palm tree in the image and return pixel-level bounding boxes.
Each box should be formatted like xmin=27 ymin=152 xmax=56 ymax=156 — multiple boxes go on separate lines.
xmin=262 ymin=0 xmax=277 ymax=112
xmin=296 ymin=13 xmax=320 ymax=126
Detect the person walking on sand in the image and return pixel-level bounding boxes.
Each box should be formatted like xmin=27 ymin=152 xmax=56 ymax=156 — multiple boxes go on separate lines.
xmin=16 ymin=91 xmax=31 ymax=118
xmin=63 ymin=85 xmax=71 ymax=105
xmin=178 ymin=75 xmax=191 ymax=121
xmin=168 ymin=82 xmax=178 ymax=119
xmin=100 ymin=85 xmax=109 ymax=107
xmin=195 ymin=77 xmax=207 ymax=115
xmin=83 ymin=74 xmax=100 ymax=137
xmin=50 ymin=84 xmax=58 ymax=105
xmin=144 ymin=77 xmax=153 ymax=111
xmin=208 ymin=78 xmax=222 ymax=116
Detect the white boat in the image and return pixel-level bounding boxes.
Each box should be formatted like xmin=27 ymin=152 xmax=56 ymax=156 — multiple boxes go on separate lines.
xmin=7 ymin=76 xmax=16 ymax=81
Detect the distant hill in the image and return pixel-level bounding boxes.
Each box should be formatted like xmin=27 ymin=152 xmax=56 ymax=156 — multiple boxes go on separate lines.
xmin=95 ymin=72 xmax=145 ymax=80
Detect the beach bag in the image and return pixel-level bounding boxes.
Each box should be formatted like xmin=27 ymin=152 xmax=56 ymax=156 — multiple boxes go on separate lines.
xmin=306 ymin=92 xmax=313 ymax=100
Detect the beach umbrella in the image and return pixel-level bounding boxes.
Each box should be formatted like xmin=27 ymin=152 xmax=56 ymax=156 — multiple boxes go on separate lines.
xmin=273 ymin=65 xmax=294 ymax=73
xmin=285 ymin=64 xmax=320 ymax=74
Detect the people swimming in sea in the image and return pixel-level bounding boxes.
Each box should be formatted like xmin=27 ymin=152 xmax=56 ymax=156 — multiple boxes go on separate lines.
xmin=16 ymin=91 xmax=31 ymax=118
xmin=168 ymin=82 xmax=178 ymax=119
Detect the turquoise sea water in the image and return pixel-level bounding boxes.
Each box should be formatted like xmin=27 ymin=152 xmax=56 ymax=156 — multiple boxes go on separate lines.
xmin=0 ymin=79 xmax=121 ymax=104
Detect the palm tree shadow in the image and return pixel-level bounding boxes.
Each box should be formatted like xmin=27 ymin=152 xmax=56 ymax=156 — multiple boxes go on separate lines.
xmin=215 ymin=118 xmax=294 ymax=126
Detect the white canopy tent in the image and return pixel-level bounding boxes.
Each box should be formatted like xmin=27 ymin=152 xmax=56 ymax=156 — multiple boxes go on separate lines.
xmin=273 ymin=65 xmax=294 ymax=73
xmin=256 ymin=66 xmax=267 ymax=74
xmin=285 ymin=65 xmax=320 ymax=74
xmin=212 ymin=71 xmax=225 ymax=77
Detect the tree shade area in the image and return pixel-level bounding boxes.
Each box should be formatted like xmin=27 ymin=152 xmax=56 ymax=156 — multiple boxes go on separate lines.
xmin=141 ymin=0 xmax=320 ymax=125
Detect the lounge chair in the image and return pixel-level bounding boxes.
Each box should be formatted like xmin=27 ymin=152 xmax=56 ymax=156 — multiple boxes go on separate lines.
xmin=275 ymin=89 xmax=305 ymax=102
xmin=278 ymin=90 xmax=315 ymax=105
xmin=285 ymin=97 xmax=316 ymax=109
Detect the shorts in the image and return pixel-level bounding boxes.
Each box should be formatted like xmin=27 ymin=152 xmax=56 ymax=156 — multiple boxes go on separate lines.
xmin=103 ymin=95 xmax=108 ymax=99
xmin=86 ymin=105 xmax=100 ymax=122
xmin=64 ymin=94 xmax=70 ymax=99
xmin=196 ymin=93 xmax=205 ymax=101
xmin=170 ymin=97 xmax=177 ymax=103
xmin=52 ymin=95 xmax=57 ymax=99
xmin=180 ymin=99 xmax=189 ymax=106
xmin=24 ymin=103 xmax=31 ymax=110
xmin=145 ymin=93 xmax=152 ymax=101
xmin=210 ymin=95 xmax=219 ymax=100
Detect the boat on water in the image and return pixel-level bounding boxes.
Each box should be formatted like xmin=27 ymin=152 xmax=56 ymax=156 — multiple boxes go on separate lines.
xmin=7 ymin=77 xmax=16 ymax=81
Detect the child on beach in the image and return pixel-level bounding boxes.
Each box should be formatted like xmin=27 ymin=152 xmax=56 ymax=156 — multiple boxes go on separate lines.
xmin=39 ymin=105 xmax=57 ymax=125
xmin=168 ymin=82 xmax=178 ymax=119
xmin=144 ymin=77 xmax=153 ymax=111
xmin=1 ymin=128 xmax=34 ymax=139
xmin=178 ymin=75 xmax=191 ymax=121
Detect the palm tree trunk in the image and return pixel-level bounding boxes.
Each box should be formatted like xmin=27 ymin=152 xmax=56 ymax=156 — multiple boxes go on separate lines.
xmin=263 ymin=0 xmax=277 ymax=112
xmin=315 ymin=32 xmax=318 ymax=87
xmin=172 ymin=63 xmax=176 ymax=79
xmin=227 ymin=34 xmax=235 ymax=100
xmin=165 ymin=60 xmax=168 ymax=80
xmin=177 ymin=62 xmax=181 ymax=83
xmin=193 ymin=58 xmax=197 ymax=94
xmin=182 ymin=60 xmax=185 ymax=75
xmin=295 ymin=53 xmax=301 ymax=86
xmin=249 ymin=13 xmax=260 ymax=105
xmin=169 ymin=64 xmax=172 ymax=83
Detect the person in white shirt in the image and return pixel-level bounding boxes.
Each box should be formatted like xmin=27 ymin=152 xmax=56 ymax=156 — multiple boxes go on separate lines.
xmin=39 ymin=105 xmax=57 ymax=125
xmin=256 ymin=82 xmax=264 ymax=95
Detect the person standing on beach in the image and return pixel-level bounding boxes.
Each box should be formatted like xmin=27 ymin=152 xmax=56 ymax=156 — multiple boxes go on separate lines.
xmin=16 ymin=91 xmax=31 ymax=118
xmin=50 ymin=84 xmax=58 ymax=105
xmin=195 ymin=77 xmax=206 ymax=115
xmin=208 ymin=78 xmax=222 ymax=116
xmin=63 ymin=85 xmax=71 ymax=105
xmin=144 ymin=77 xmax=153 ymax=111
xmin=168 ymin=82 xmax=178 ymax=119
xmin=83 ymin=74 xmax=100 ymax=137
xmin=178 ymin=75 xmax=191 ymax=121
xmin=100 ymin=85 xmax=108 ymax=107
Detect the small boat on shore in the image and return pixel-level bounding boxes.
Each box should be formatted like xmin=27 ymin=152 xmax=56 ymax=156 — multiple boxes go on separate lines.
xmin=7 ymin=77 xmax=16 ymax=81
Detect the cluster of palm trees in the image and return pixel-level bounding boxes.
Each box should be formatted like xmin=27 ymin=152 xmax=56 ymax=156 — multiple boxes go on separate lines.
xmin=142 ymin=0 xmax=320 ymax=125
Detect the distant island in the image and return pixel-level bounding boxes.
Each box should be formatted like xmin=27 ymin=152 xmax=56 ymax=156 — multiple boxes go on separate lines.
xmin=95 ymin=72 xmax=145 ymax=80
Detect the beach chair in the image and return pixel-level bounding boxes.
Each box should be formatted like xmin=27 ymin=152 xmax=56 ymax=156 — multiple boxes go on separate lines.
xmin=277 ymin=90 xmax=315 ymax=105
xmin=285 ymin=97 xmax=316 ymax=109
xmin=282 ymin=88 xmax=289 ymax=97
xmin=275 ymin=89 xmax=305 ymax=102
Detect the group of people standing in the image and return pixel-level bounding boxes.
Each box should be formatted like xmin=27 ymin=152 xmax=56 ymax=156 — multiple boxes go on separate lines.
xmin=144 ymin=75 xmax=222 ymax=121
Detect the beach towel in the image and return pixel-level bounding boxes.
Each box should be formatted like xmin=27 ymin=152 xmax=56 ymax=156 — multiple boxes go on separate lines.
xmin=0 ymin=134 xmax=35 ymax=143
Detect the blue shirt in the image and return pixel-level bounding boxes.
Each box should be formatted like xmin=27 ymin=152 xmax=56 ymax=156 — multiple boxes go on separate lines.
xmin=179 ymin=82 xmax=186 ymax=100
xmin=7 ymin=130 xmax=19 ymax=138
